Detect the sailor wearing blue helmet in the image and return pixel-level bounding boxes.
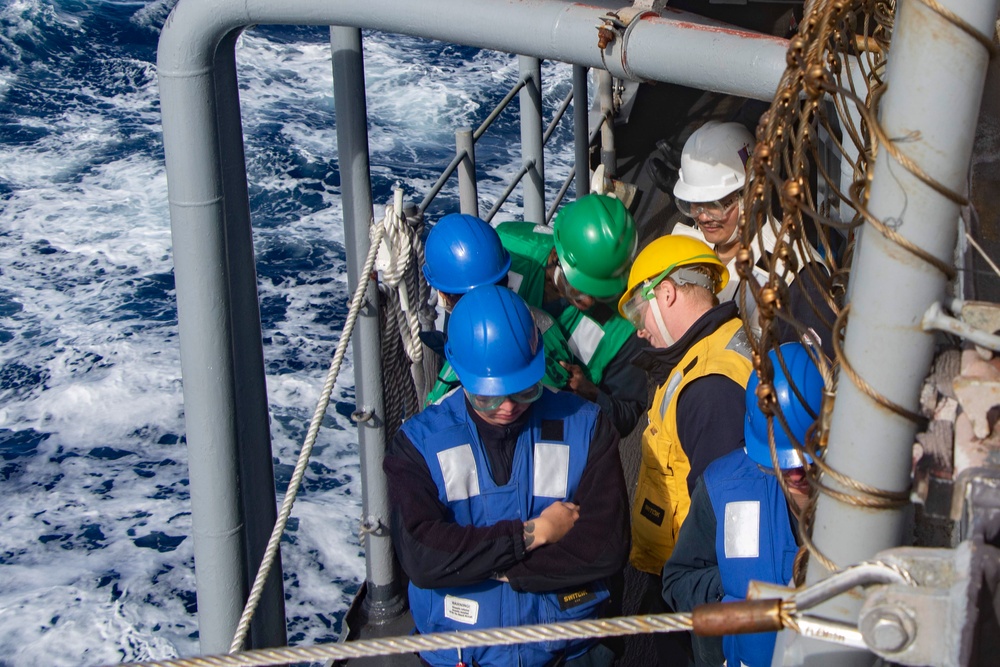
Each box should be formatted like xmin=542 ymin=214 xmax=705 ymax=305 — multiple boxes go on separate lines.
xmin=662 ymin=342 xmax=824 ymax=667
xmin=385 ymin=285 xmax=628 ymax=667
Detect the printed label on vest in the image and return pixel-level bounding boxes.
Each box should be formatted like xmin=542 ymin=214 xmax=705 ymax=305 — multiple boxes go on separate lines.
xmin=444 ymin=595 xmax=480 ymax=625
xmin=640 ymin=498 xmax=666 ymax=526
xmin=437 ymin=444 xmax=480 ymax=502
xmin=724 ymin=500 xmax=760 ymax=559
xmin=534 ymin=443 xmax=570 ymax=498
xmin=558 ymin=588 xmax=596 ymax=611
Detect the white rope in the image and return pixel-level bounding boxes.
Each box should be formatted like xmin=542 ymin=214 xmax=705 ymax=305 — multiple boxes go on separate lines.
xmin=379 ymin=190 xmax=424 ymax=367
xmin=228 ymin=217 xmax=388 ymax=653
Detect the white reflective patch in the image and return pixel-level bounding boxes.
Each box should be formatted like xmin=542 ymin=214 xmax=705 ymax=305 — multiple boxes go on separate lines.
xmin=533 ymin=443 xmax=570 ymax=498
xmin=568 ymin=315 xmax=604 ymax=366
xmin=724 ymin=500 xmax=761 ymax=559
xmin=660 ymin=372 xmax=684 ymax=420
xmin=444 ymin=595 xmax=480 ymax=625
xmin=507 ymin=270 xmax=524 ymax=294
xmin=532 ymin=224 xmax=554 ymax=235
xmin=437 ymin=445 xmax=480 ymax=502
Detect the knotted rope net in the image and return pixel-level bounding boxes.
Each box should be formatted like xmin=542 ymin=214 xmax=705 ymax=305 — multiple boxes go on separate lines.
xmin=737 ymin=0 xmax=996 ymax=582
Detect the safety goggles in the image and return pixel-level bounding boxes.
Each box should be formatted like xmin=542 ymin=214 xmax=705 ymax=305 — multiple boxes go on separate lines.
xmin=553 ymin=265 xmax=590 ymax=307
xmin=465 ymin=381 xmax=544 ymax=412
xmin=621 ymin=285 xmax=656 ymax=330
xmin=620 ymin=265 xmax=719 ymax=330
xmin=676 ymin=193 xmax=739 ymax=222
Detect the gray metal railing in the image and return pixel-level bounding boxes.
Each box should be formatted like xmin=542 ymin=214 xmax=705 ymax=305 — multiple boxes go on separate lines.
xmin=416 ymin=59 xmax=605 ymax=226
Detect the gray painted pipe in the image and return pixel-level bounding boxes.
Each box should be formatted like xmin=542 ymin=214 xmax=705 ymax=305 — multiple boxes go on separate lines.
xmin=520 ymin=56 xmax=545 ymax=223
xmin=213 ymin=29 xmax=288 ymax=651
xmin=330 ymin=26 xmax=406 ymax=623
xmin=456 ymin=129 xmax=479 ymax=217
xmin=598 ymin=70 xmax=615 ymax=177
xmin=158 ymin=27 xmax=254 ymax=656
xmin=158 ymin=0 xmax=788 ymax=102
xmin=788 ymin=0 xmax=1000 ymax=663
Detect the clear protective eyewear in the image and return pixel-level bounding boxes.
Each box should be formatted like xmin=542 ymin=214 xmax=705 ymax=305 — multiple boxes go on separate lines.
xmin=621 ymin=265 xmax=720 ymax=330
xmin=465 ymin=381 xmax=544 ymax=412
xmin=621 ymin=274 xmax=665 ymax=330
xmin=676 ymin=193 xmax=739 ymax=222
xmin=553 ymin=265 xmax=589 ymax=306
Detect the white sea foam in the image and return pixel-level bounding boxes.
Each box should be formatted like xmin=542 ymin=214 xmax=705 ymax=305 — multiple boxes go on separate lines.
xmin=0 ymin=2 xmax=581 ymax=664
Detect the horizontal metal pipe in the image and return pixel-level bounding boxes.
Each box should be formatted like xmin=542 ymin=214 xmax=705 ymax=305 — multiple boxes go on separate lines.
xmin=158 ymin=0 xmax=787 ymax=103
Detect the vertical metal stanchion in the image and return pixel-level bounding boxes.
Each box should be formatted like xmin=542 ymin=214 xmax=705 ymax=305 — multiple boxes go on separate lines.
xmin=456 ymin=128 xmax=479 ymax=217
xmin=597 ymin=69 xmax=615 ymax=178
xmin=214 ymin=27 xmax=287 ymax=651
xmin=573 ymin=65 xmax=590 ymax=200
xmin=519 ymin=55 xmax=545 ymax=223
xmin=331 ymin=25 xmax=405 ymax=624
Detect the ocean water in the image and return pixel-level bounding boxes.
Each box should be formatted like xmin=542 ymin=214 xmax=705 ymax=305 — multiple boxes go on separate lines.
xmin=0 ymin=1 xmax=577 ymax=664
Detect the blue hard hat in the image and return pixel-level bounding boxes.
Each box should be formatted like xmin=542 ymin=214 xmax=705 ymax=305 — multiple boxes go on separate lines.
xmin=445 ymin=285 xmax=545 ymax=396
xmin=745 ymin=342 xmax=824 ymax=469
xmin=422 ymin=213 xmax=512 ymax=294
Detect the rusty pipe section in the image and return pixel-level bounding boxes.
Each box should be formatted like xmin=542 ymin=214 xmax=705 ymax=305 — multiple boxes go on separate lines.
xmin=692 ymin=599 xmax=784 ymax=637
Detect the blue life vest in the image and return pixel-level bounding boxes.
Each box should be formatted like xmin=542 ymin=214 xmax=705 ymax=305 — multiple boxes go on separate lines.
xmin=401 ymin=389 xmax=610 ymax=667
xmin=703 ymin=449 xmax=798 ymax=667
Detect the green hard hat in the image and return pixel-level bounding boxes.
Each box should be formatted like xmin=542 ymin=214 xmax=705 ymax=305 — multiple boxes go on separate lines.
xmin=552 ymin=194 xmax=638 ymax=299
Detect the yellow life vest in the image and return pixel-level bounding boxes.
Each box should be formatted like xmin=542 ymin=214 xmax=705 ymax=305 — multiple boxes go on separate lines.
xmin=629 ymin=318 xmax=753 ymax=575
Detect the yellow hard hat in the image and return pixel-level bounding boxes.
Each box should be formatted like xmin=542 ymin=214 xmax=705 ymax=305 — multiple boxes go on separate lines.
xmin=617 ymin=235 xmax=729 ymax=319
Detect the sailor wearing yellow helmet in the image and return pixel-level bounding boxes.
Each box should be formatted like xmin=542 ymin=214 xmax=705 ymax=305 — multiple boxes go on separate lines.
xmin=618 ymin=234 xmax=754 ymax=667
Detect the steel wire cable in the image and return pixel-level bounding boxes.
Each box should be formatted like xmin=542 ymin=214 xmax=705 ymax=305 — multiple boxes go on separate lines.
xmin=121 ymin=614 xmax=695 ymax=667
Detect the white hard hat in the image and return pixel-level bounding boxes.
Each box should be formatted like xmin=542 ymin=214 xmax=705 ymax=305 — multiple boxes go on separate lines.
xmin=673 ymin=121 xmax=755 ymax=203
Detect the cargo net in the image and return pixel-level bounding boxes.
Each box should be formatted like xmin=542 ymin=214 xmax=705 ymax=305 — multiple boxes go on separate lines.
xmin=734 ymin=0 xmax=994 ymax=583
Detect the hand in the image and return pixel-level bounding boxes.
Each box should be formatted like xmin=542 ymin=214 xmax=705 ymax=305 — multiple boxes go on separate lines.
xmin=524 ymin=501 xmax=579 ymax=551
xmin=559 ymin=361 xmax=599 ymax=402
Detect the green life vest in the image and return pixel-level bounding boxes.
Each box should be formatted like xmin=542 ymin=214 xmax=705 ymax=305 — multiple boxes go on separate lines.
xmin=557 ymin=306 xmax=635 ymax=387
xmin=496 ymin=220 xmax=636 ymax=386
xmin=495 ymin=221 xmax=552 ymax=306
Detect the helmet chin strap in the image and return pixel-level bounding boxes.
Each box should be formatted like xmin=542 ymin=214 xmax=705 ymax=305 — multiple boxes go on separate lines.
xmin=649 ymin=297 xmax=675 ymax=347
xmin=721 ymin=197 xmax=743 ymax=246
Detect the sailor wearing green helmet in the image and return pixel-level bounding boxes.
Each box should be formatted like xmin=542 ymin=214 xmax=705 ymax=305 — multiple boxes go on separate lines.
xmin=496 ymin=193 xmax=646 ymax=437
xmin=420 ymin=213 xmax=578 ymax=407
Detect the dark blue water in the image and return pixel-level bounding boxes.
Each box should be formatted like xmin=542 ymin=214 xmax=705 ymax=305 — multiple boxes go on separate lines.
xmin=0 ymin=1 xmax=576 ymax=663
